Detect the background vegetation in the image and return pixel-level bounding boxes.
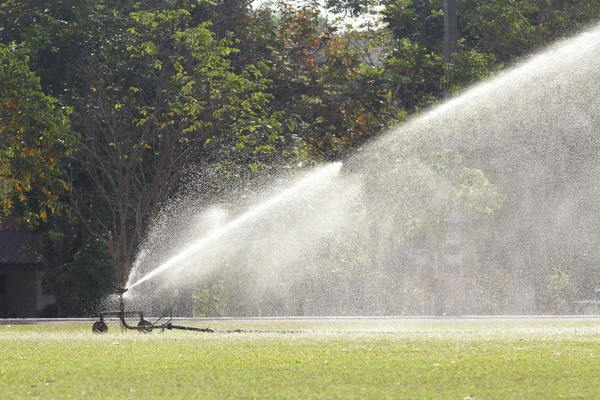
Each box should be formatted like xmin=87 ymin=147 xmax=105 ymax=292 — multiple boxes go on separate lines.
xmin=1 ymin=0 xmax=599 ymax=315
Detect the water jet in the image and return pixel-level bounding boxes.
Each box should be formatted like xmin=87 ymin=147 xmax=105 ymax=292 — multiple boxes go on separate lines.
xmin=118 ymin=23 xmax=600 ymax=317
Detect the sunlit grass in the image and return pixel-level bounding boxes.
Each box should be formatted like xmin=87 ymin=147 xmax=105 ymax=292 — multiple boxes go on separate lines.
xmin=1 ymin=319 xmax=600 ymax=399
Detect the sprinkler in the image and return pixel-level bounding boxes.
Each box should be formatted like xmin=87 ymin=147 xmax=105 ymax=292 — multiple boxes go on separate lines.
xmin=92 ymin=286 xmax=215 ymax=334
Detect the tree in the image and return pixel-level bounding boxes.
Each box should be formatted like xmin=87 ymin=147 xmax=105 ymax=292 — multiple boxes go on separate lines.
xmin=40 ymin=224 xmax=115 ymax=316
xmin=0 ymin=42 xmax=77 ymax=227
xmin=240 ymin=3 xmax=401 ymax=159
xmin=67 ymin=8 xmax=284 ymax=286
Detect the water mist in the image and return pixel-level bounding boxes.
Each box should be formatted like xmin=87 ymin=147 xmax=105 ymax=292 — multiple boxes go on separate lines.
xmin=125 ymin=23 xmax=600 ymax=316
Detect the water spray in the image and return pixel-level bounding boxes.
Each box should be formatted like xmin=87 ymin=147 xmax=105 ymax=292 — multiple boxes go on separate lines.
xmin=126 ymin=162 xmax=343 ymax=291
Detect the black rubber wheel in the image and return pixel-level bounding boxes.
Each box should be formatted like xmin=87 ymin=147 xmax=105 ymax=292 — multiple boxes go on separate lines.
xmin=138 ymin=319 xmax=153 ymax=333
xmin=92 ymin=321 xmax=108 ymax=334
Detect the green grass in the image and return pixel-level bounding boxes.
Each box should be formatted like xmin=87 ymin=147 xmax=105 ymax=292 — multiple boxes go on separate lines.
xmin=1 ymin=319 xmax=600 ymax=399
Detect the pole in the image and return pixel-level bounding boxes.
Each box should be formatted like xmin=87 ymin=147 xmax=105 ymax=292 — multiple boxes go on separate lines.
xmin=444 ymin=0 xmax=458 ymax=65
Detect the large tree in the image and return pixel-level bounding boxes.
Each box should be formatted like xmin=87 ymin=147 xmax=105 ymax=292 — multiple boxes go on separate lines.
xmin=0 ymin=42 xmax=77 ymax=227
xmin=67 ymin=8 xmax=284 ymax=286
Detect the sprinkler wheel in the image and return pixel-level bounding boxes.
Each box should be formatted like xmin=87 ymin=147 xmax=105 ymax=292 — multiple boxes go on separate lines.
xmin=92 ymin=320 xmax=108 ymax=334
xmin=137 ymin=316 xmax=153 ymax=333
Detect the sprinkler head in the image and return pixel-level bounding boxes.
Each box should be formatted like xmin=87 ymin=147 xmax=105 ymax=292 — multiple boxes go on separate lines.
xmin=115 ymin=286 xmax=128 ymax=314
xmin=115 ymin=286 xmax=129 ymax=295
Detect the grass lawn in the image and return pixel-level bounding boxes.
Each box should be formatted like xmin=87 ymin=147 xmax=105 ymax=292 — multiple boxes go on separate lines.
xmin=1 ymin=319 xmax=600 ymax=399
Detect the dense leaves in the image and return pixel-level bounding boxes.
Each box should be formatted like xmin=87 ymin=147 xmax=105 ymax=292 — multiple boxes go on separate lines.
xmin=0 ymin=43 xmax=76 ymax=227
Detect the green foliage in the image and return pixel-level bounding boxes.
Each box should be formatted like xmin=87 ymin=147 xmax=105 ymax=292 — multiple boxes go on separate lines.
xmin=1 ymin=1 xmax=133 ymax=96
xmin=43 ymin=235 xmax=115 ymax=316
xmin=192 ymin=280 xmax=227 ymax=317
xmin=440 ymin=48 xmax=495 ymax=93
xmin=546 ymin=267 xmax=573 ymax=313
xmin=432 ymin=149 xmax=506 ymax=217
xmin=242 ymin=3 xmax=399 ymax=159
xmin=0 ymin=42 xmax=77 ymax=227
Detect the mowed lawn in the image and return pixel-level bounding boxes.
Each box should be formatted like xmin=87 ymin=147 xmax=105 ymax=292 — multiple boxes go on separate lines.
xmin=1 ymin=319 xmax=600 ymax=399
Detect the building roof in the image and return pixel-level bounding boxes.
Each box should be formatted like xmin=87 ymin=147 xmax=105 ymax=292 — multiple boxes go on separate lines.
xmin=0 ymin=228 xmax=43 ymax=265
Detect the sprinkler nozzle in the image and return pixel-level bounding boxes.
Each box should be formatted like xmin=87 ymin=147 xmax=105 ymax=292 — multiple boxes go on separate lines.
xmin=115 ymin=286 xmax=129 ymax=295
